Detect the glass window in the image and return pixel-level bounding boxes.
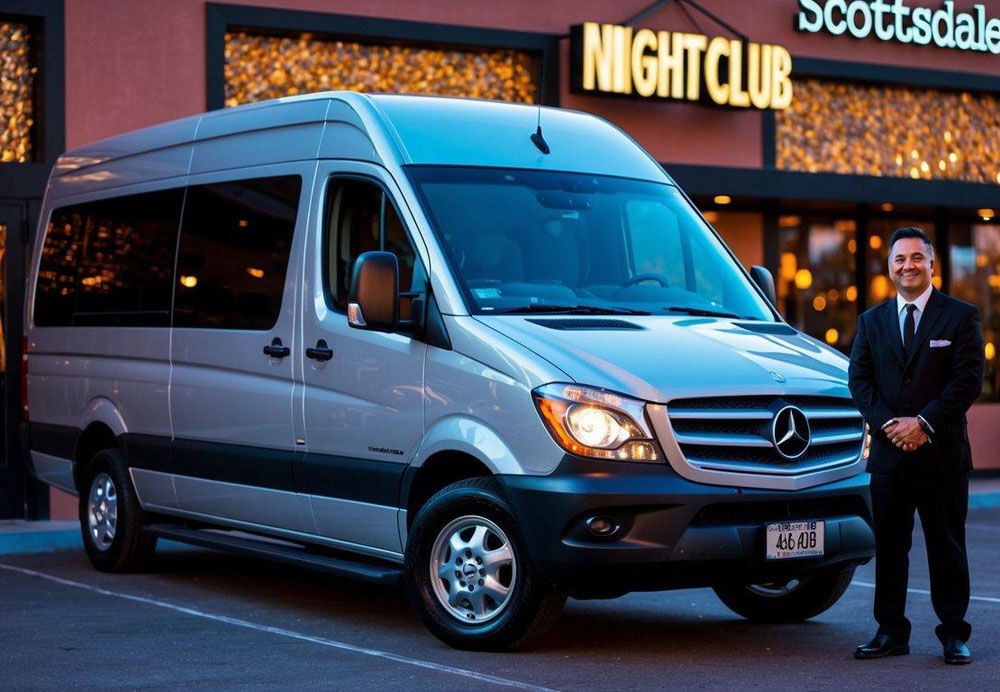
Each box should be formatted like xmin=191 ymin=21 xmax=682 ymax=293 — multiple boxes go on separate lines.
xmin=777 ymin=216 xmax=858 ymax=350
xmin=35 ymin=189 xmax=184 ymax=327
xmin=777 ymin=79 xmax=1000 ymax=185
xmin=225 ymin=32 xmax=540 ymax=107
xmin=1 ymin=19 xmax=35 ymax=162
xmin=174 ymin=176 xmax=300 ymax=330
xmin=865 ymin=218 xmax=939 ymax=306
xmin=325 ymin=178 xmax=425 ymax=320
xmin=407 ymin=166 xmax=774 ymax=320
xmin=949 ymin=222 xmax=999 ymax=401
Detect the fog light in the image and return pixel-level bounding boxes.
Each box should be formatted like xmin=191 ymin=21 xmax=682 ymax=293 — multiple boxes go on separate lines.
xmin=586 ymin=515 xmax=619 ymax=536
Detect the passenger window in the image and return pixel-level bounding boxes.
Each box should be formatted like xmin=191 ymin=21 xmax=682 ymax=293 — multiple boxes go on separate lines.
xmin=35 ymin=188 xmax=183 ymax=327
xmin=173 ymin=175 xmax=301 ymax=330
xmin=325 ymin=178 xmax=425 ymax=319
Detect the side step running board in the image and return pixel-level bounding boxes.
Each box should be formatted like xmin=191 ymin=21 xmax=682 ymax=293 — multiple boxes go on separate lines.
xmin=146 ymin=524 xmax=403 ymax=586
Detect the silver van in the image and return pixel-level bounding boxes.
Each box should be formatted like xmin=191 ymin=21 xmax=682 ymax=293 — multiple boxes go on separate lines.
xmin=25 ymin=92 xmax=874 ymax=650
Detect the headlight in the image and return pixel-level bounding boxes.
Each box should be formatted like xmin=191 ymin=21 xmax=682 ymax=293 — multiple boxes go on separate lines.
xmin=533 ymin=383 xmax=662 ymax=462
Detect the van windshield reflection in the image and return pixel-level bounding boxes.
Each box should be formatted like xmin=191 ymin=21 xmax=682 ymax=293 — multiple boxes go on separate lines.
xmin=406 ymin=166 xmax=774 ymax=321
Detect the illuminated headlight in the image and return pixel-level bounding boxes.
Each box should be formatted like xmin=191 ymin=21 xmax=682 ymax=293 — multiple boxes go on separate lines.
xmin=862 ymin=424 xmax=872 ymax=460
xmin=533 ymin=383 xmax=662 ymax=462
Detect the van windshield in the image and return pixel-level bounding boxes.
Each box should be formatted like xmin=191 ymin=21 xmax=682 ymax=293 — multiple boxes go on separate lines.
xmin=407 ymin=167 xmax=775 ymax=320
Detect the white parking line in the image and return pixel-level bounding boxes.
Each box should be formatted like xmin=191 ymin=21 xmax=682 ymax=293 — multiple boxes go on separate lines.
xmin=851 ymin=580 xmax=1000 ymax=604
xmin=0 ymin=563 xmax=556 ymax=692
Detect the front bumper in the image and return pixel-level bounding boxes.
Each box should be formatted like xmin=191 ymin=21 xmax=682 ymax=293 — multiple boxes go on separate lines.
xmin=497 ymin=455 xmax=874 ymax=597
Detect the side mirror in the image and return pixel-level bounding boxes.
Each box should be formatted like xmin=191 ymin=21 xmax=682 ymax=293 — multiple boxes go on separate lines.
xmin=348 ymin=251 xmax=399 ymax=332
xmin=750 ymin=265 xmax=777 ymax=308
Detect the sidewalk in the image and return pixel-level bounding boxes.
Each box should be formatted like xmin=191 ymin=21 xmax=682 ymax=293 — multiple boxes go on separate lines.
xmin=2 ymin=480 xmax=998 ymax=556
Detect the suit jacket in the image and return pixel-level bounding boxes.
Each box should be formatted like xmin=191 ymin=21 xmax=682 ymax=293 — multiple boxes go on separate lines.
xmin=848 ymin=288 xmax=985 ymax=475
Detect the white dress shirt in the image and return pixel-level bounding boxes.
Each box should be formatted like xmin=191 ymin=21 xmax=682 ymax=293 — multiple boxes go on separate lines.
xmin=896 ymin=283 xmax=934 ymax=340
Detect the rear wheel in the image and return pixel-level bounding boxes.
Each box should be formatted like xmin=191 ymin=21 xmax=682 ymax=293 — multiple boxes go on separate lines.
xmin=712 ymin=567 xmax=855 ymax=622
xmin=404 ymin=477 xmax=566 ymax=651
xmin=80 ymin=448 xmax=157 ymax=572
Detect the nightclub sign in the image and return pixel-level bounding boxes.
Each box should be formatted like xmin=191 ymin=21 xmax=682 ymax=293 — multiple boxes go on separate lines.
xmin=570 ymin=22 xmax=793 ymax=110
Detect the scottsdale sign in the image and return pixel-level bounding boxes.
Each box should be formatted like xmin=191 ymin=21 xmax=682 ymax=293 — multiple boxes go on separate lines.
xmin=797 ymin=0 xmax=1000 ymax=53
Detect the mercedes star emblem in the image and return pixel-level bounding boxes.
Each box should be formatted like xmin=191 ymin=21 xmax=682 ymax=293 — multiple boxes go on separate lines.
xmin=771 ymin=405 xmax=811 ymax=460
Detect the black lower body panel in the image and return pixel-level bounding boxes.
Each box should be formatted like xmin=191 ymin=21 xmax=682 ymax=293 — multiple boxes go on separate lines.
xmin=497 ymin=456 xmax=874 ymax=596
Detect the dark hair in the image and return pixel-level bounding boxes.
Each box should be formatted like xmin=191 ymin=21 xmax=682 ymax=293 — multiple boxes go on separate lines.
xmin=889 ymin=226 xmax=933 ymax=255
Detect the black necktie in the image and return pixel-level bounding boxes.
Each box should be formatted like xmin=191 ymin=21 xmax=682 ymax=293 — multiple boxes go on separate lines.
xmin=903 ymin=303 xmax=916 ymax=356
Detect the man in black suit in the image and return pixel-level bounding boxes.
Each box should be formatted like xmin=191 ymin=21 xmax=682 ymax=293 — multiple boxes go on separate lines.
xmin=848 ymin=227 xmax=984 ymax=665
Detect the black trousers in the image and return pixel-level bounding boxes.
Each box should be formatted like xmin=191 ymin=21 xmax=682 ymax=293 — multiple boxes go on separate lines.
xmin=869 ymin=470 xmax=971 ymax=643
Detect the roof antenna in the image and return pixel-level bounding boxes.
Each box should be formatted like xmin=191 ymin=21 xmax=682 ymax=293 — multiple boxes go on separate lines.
xmin=530 ymin=58 xmax=550 ymax=155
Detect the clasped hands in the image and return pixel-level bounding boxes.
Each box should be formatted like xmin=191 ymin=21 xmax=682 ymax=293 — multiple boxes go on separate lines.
xmin=884 ymin=417 xmax=929 ymax=452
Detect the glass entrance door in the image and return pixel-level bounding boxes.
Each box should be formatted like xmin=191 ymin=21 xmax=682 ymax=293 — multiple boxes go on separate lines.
xmin=0 ymin=201 xmax=34 ymax=518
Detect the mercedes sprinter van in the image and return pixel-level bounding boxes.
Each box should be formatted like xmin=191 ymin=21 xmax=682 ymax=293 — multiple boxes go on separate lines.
xmin=25 ymin=92 xmax=874 ymax=650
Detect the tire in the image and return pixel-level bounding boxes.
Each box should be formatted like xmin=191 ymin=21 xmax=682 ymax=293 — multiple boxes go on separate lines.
xmin=712 ymin=567 xmax=855 ymax=623
xmin=79 ymin=448 xmax=157 ymax=572
xmin=404 ymin=477 xmax=566 ymax=651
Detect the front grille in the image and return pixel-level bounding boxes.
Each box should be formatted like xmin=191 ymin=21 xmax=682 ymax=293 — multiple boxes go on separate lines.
xmin=666 ymin=395 xmax=864 ymax=476
xmin=691 ymin=496 xmax=871 ymax=526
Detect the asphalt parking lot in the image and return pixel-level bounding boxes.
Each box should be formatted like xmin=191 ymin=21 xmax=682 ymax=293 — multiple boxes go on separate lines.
xmin=2 ymin=507 xmax=998 ymax=690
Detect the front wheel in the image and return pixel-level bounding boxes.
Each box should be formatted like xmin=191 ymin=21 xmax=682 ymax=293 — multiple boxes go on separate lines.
xmin=712 ymin=567 xmax=855 ymax=622
xmin=404 ymin=477 xmax=566 ymax=651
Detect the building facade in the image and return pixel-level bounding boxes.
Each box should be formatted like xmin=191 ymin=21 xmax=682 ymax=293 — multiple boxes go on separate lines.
xmin=1 ymin=0 xmax=998 ymax=518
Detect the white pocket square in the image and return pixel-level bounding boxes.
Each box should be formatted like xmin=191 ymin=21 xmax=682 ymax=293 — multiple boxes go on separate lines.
xmin=929 ymin=339 xmax=951 ymax=348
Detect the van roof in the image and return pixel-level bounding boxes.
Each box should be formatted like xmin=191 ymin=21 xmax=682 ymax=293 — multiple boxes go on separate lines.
xmin=50 ymin=92 xmax=672 ymax=195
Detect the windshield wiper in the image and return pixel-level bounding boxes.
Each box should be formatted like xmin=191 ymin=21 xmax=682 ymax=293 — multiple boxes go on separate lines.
xmin=666 ymin=306 xmax=744 ymax=319
xmin=500 ymin=304 xmax=651 ymax=316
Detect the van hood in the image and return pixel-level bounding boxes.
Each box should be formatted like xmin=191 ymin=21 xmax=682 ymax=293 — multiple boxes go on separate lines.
xmin=473 ymin=315 xmax=852 ymax=403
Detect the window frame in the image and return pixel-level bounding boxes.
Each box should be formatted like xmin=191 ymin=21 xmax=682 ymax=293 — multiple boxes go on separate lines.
xmin=320 ymin=173 xmax=428 ymax=319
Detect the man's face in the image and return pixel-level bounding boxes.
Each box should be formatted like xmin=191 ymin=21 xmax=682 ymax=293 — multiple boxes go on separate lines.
xmin=888 ymin=237 xmax=934 ymax=296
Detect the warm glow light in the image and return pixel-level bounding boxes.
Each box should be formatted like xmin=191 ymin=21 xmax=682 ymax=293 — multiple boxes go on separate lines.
xmin=180 ymin=275 xmax=198 ymax=288
xmin=780 ymin=252 xmax=798 ymax=282
xmin=714 ymin=195 xmax=732 ymax=205
xmin=779 ymin=215 xmax=801 ymax=227
xmin=825 ymin=328 xmax=839 ymax=344
xmin=704 ymin=211 xmax=719 ymax=223
xmin=986 ymin=342 xmax=996 ymax=361
xmin=827 ymin=288 xmax=840 ymax=301
xmin=977 ymin=254 xmax=990 ymax=268
xmin=977 ymin=208 xmax=995 ymax=219
xmin=847 ymin=238 xmax=857 ymax=254
xmin=909 ymin=167 xmax=920 ymax=179
xmin=910 ymin=149 xmax=919 ymax=159
xmin=938 ymin=160 xmax=947 ymax=171
xmin=944 ymin=130 xmax=953 ymax=143
xmin=920 ymin=161 xmax=930 ymax=173
xmin=845 ymin=285 xmax=858 ymax=302
xmin=794 ymin=268 xmax=813 ymax=290
xmin=880 ymin=203 xmax=894 ymax=212
xmin=813 ymin=295 xmax=827 ymax=311
xmin=871 ymin=275 xmax=893 ymax=300
xmin=949 ymin=152 xmax=958 ymax=163
xmin=238 ymin=219 xmax=249 ymax=228
xmin=932 ymin=275 xmax=942 ymax=289
xmin=869 ymin=235 xmax=883 ymax=250
xmin=246 ymin=267 xmax=265 ymax=278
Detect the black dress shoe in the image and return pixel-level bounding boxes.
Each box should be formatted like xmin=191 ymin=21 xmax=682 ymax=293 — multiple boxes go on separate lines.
xmin=854 ymin=633 xmax=910 ymax=659
xmin=943 ymin=638 xmax=971 ymax=665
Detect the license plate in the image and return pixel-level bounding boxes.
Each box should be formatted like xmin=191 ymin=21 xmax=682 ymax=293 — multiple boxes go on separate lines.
xmin=765 ymin=520 xmax=824 ymax=560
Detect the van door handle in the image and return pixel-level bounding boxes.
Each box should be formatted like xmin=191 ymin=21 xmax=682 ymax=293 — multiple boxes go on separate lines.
xmin=262 ymin=337 xmax=291 ymax=359
xmin=305 ymin=339 xmax=333 ymax=362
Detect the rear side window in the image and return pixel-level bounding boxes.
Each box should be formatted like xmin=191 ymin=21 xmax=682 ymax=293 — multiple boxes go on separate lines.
xmin=34 ymin=188 xmax=183 ymax=327
xmin=173 ymin=175 xmax=301 ymax=330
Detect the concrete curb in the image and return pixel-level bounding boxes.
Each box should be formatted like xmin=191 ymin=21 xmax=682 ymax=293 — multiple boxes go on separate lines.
xmin=0 ymin=529 xmax=81 ymax=555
